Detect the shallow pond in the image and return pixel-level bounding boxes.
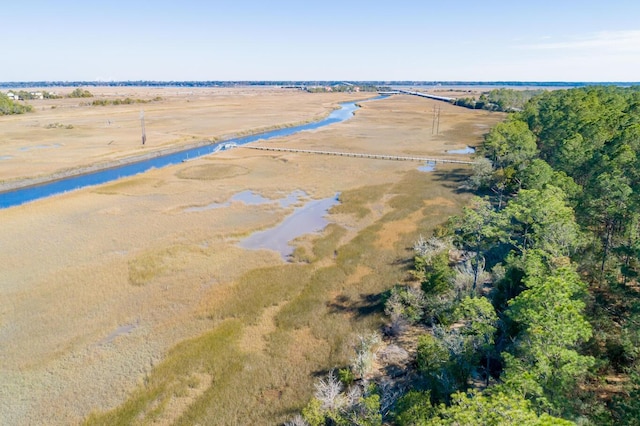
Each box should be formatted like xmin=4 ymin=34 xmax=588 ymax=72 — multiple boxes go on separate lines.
xmin=185 ymin=189 xmax=308 ymax=212
xmin=238 ymin=194 xmax=340 ymax=260
xmin=418 ymin=161 xmax=436 ymax=172
xmin=447 ymin=146 xmax=475 ymax=154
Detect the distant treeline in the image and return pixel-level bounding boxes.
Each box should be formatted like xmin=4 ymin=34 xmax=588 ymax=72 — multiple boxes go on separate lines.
xmin=454 ymin=88 xmax=545 ymax=112
xmin=1 ymin=81 xmax=637 ymax=89
xmin=306 ymin=84 xmax=382 ymax=93
xmin=91 ymin=96 xmax=163 ymax=106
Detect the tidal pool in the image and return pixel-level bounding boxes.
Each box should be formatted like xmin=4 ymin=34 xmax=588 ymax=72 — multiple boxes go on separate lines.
xmin=185 ymin=189 xmax=308 ymax=212
xmin=238 ymin=194 xmax=340 ymax=260
xmin=418 ymin=161 xmax=436 ymax=172
xmin=18 ymin=143 xmax=62 ymax=152
xmin=447 ymin=146 xmax=475 ymax=154
xmin=98 ymin=323 xmax=137 ymax=345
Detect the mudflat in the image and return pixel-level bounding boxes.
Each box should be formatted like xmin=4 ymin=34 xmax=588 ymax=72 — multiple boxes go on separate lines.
xmin=0 ymin=87 xmax=503 ymax=425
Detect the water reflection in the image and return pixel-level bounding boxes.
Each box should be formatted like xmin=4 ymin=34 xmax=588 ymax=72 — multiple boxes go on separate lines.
xmin=447 ymin=146 xmax=475 ymax=154
xmin=418 ymin=161 xmax=436 ymax=172
xmin=185 ymin=189 xmax=308 ymax=212
xmin=18 ymin=143 xmax=62 ymax=152
xmin=238 ymin=194 xmax=339 ymax=260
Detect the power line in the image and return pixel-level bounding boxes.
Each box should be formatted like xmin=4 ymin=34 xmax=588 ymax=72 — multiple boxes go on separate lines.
xmin=140 ymin=110 xmax=146 ymax=145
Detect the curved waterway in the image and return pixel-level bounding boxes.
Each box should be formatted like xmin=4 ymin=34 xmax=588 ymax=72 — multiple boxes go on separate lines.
xmin=0 ymin=96 xmax=386 ymax=209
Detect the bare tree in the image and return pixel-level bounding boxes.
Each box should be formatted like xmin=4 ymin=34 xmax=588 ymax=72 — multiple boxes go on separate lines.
xmin=284 ymin=414 xmax=309 ymax=426
xmin=314 ymin=370 xmax=345 ymax=411
xmin=351 ymin=333 xmax=381 ymax=381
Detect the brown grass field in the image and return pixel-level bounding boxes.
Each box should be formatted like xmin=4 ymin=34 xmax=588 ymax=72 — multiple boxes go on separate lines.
xmin=0 ymin=87 xmax=503 ymax=425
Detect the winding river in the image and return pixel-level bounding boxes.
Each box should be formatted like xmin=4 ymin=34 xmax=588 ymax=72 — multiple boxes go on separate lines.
xmin=0 ymin=96 xmax=385 ymax=209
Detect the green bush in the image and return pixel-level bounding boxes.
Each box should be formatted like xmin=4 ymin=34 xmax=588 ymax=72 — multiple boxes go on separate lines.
xmin=0 ymin=93 xmax=33 ymax=115
xmin=68 ymin=88 xmax=93 ymax=98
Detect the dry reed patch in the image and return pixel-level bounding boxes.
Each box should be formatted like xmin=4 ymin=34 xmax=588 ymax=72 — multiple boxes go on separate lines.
xmin=94 ymin=177 xmax=164 ymax=195
xmin=376 ymin=209 xmax=425 ymax=250
xmin=344 ymin=265 xmax=374 ymax=287
xmin=285 ymin=327 xmax=329 ymax=367
xmin=127 ymin=244 xmax=209 ymax=286
xmin=151 ymin=373 xmax=212 ymax=426
xmin=422 ymin=196 xmax=456 ymax=208
xmin=332 ymin=184 xmax=391 ymax=219
xmin=239 ymin=303 xmax=284 ymax=353
xmin=175 ymin=163 xmax=249 ymax=180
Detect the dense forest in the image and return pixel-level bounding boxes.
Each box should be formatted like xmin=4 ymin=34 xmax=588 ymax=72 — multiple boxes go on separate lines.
xmin=290 ymin=86 xmax=640 ymax=425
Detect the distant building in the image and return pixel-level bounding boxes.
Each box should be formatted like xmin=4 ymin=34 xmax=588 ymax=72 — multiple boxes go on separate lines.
xmin=6 ymin=92 xmax=18 ymax=100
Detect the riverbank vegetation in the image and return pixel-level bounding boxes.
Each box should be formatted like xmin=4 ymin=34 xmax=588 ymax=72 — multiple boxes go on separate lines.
xmin=291 ymin=85 xmax=640 ymax=425
xmin=0 ymin=93 xmax=33 ymax=115
xmin=454 ymin=88 xmax=543 ymax=112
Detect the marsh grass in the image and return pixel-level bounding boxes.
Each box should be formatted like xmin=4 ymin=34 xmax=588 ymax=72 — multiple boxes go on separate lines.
xmin=94 ymin=177 xmax=155 ymax=195
xmin=312 ymin=223 xmax=347 ymax=261
xmin=128 ymin=244 xmax=210 ymax=286
xmin=85 ymin=169 xmax=469 ymax=425
xmin=332 ymin=184 xmax=390 ymax=218
xmin=212 ymin=264 xmax=313 ymax=324
xmin=128 ymin=253 xmax=166 ymax=286
xmin=175 ymin=163 xmax=250 ymax=181
xmin=84 ymin=320 xmax=244 ymax=426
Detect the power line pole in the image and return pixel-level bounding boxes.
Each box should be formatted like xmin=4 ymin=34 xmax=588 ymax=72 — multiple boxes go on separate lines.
xmin=140 ymin=110 xmax=146 ymax=145
xmin=436 ymin=106 xmax=441 ymax=135
xmin=432 ymin=105 xmax=437 ymax=135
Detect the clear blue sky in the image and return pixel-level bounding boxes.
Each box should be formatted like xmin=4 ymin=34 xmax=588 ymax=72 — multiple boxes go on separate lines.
xmin=2 ymin=0 xmax=639 ymax=82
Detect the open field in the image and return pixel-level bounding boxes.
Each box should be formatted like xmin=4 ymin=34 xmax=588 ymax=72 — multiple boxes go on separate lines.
xmin=0 ymin=87 xmax=363 ymax=186
xmin=0 ymin=88 xmax=503 ymax=425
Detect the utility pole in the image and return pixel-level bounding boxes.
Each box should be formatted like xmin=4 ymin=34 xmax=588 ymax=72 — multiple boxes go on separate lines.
xmin=140 ymin=110 xmax=146 ymax=145
xmin=436 ymin=106 xmax=441 ymax=135
xmin=432 ymin=105 xmax=437 ymax=135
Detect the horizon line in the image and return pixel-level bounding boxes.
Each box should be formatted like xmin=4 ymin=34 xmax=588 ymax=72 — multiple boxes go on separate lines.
xmin=2 ymin=80 xmax=639 ymax=87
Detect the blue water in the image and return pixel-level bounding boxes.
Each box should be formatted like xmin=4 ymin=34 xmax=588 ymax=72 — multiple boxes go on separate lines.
xmin=0 ymin=96 xmax=385 ymax=209
xmin=238 ymin=194 xmax=340 ymax=260
xmin=184 ymin=189 xmax=308 ymax=212
xmin=17 ymin=143 xmax=62 ymax=152
xmin=447 ymin=146 xmax=475 ymax=154
xmin=418 ymin=161 xmax=436 ymax=172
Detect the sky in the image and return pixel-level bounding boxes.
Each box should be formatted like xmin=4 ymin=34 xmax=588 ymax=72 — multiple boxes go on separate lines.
xmin=1 ymin=0 xmax=639 ymax=82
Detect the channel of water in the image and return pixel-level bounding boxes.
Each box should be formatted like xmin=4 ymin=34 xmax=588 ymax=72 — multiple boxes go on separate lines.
xmin=238 ymin=194 xmax=340 ymax=260
xmin=0 ymin=96 xmax=386 ymax=209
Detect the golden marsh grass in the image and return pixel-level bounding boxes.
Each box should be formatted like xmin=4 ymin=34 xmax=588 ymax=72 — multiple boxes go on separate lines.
xmin=0 ymin=88 xmax=504 ymax=425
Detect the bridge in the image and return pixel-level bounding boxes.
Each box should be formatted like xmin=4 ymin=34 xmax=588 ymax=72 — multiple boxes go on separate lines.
xmin=241 ymin=145 xmax=474 ymax=165
xmin=377 ymin=89 xmax=456 ymax=102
